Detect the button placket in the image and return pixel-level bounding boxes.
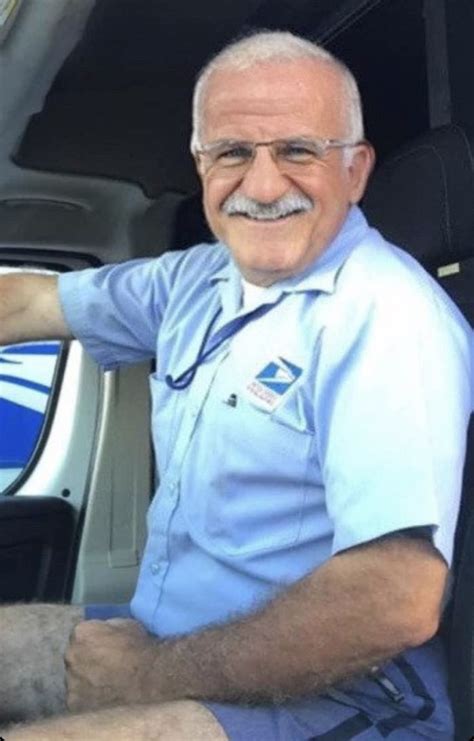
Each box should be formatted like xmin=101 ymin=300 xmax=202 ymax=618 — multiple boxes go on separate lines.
xmin=166 ymin=348 xmax=231 ymax=475
xmin=148 ymin=347 xmax=232 ymax=629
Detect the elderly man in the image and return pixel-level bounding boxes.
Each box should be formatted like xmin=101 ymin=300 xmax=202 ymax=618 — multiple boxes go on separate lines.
xmin=0 ymin=30 xmax=471 ymax=741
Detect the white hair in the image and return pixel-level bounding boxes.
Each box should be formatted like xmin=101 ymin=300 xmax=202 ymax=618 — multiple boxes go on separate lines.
xmin=190 ymin=31 xmax=364 ymax=155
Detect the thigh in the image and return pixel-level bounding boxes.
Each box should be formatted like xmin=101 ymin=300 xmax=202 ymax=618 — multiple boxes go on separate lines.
xmin=203 ymin=699 xmax=444 ymax=741
xmin=203 ymin=696 xmax=387 ymax=741
xmin=204 ymin=640 xmax=454 ymax=741
xmin=0 ymin=603 xmax=84 ymax=724
xmin=203 ymin=670 xmax=453 ymax=741
xmin=2 ymin=700 xmax=229 ymax=740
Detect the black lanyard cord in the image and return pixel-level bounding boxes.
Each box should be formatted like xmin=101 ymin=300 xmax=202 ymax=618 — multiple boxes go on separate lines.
xmin=165 ymin=307 xmax=222 ymax=389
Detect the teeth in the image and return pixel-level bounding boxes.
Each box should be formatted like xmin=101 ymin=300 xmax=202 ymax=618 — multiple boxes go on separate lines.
xmin=240 ymin=210 xmax=299 ymax=221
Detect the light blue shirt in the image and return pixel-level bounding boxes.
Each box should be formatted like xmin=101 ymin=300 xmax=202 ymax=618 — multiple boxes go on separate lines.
xmin=59 ymin=206 xmax=472 ymax=637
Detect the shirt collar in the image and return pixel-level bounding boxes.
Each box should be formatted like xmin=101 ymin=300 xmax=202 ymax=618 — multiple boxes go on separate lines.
xmin=209 ymin=206 xmax=370 ymax=298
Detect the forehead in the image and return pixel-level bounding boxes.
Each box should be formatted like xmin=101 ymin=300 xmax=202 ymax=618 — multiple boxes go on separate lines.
xmin=201 ymin=59 xmax=347 ymax=141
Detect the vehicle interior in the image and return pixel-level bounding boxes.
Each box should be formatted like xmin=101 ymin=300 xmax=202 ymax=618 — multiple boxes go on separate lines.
xmin=0 ymin=0 xmax=473 ymax=737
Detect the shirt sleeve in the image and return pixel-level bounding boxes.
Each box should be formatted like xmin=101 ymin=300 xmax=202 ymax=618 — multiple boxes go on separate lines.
xmin=58 ymin=257 xmax=171 ymax=369
xmin=315 ymin=251 xmax=473 ymax=566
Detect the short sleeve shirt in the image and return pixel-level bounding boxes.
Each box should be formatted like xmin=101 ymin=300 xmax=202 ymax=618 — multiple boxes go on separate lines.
xmin=58 ymin=206 xmax=473 ymax=637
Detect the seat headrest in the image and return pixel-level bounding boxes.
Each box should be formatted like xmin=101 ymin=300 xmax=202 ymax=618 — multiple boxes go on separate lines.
xmin=363 ymin=125 xmax=474 ymax=269
xmin=131 ymin=191 xmax=214 ymax=257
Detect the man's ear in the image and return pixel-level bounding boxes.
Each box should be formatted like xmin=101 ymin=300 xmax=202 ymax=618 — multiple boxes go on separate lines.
xmin=347 ymin=143 xmax=376 ymax=204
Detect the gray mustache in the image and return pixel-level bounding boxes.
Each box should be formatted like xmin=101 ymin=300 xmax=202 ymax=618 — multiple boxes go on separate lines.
xmin=221 ymin=192 xmax=313 ymax=221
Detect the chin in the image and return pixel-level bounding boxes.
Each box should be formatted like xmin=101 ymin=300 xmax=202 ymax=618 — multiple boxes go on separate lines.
xmin=231 ymin=243 xmax=304 ymax=279
xmin=242 ymin=242 xmax=303 ymax=266
xmin=239 ymin=254 xmax=300 ymax=280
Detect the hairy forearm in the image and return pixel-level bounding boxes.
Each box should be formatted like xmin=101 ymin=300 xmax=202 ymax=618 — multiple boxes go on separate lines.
xmin=145 ymin=537 xmax=445 ymax=704
xmin=0 ymin=274 xmax=70 ymax=345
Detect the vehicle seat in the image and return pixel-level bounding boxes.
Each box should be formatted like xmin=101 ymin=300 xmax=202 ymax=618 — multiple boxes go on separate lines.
xmin=363 ymin=123 xmax=474 ymax=740
xmin=131 ymin=190 xmax=214 ymax=256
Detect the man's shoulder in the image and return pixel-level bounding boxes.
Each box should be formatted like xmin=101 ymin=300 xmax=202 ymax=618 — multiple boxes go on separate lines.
xmin=340 ymin=226 xmax=443 ymax=306
xmin=331 ymin=224 xmax=469 ymax=336
xmin=346 ymin=227 xmax=431 ymax=288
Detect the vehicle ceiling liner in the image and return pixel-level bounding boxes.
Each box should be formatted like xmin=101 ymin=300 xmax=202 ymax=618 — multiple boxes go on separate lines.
xmin=13 ymin=0 xmax=420 ymax=197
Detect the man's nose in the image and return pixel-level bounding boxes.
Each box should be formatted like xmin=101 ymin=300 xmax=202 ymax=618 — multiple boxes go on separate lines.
xmin=239 ymin=146 xmax=290 ymax=204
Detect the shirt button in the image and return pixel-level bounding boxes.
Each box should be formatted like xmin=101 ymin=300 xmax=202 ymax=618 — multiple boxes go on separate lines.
xmin=168 ymin=481 xmax=178 ymax=493
xmin=150 ymin=562 xmax=162 ymax=575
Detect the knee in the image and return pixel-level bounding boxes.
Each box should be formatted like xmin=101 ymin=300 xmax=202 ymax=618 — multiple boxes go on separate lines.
xmin=0 ymin=603 xmax=85 ymax=723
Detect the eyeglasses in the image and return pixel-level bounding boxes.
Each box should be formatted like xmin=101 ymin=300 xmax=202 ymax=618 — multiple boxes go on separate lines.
xmin=194 ymin=137 xmax=362 ymax=176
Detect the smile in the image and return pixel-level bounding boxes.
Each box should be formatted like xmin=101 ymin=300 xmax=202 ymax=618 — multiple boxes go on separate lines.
xmin=230 ymin=209 xmax=307 ymax=222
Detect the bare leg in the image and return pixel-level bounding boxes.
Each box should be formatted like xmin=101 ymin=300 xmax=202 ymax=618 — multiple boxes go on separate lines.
xmin=0 ymin=603 xmax=84 ymax=724
xmin=1 ymin=700 xmax=228 ymax=740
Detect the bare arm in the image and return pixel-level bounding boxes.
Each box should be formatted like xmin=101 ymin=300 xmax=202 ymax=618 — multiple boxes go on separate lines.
xmin=0 ymin=273 xmax=72 ymax=345
xmin=66 ymin=534 xmax=447 ymax=710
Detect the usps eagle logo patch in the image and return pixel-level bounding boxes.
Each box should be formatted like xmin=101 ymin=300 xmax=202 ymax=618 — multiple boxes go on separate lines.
xmin=246 ymin=356 xmax=303 ymax=411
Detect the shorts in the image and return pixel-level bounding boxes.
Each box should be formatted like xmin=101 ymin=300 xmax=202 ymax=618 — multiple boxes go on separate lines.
xmin=85 ymin=604 xmax=454 ymax=740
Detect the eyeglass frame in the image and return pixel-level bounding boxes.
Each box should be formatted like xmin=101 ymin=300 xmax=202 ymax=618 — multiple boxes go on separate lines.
xmin=193 ymin=136 xmax=366 ymax=175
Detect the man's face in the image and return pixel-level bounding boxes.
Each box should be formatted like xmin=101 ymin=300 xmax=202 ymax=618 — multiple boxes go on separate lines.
xmin=196 ymin=59 xmax=374 ymax=286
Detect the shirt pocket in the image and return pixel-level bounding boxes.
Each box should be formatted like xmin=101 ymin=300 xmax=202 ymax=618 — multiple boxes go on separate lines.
xmin=185 ymin=389 xmax=316 ymax=558
xmin=269 ymin=381 xmax=316 ymax=435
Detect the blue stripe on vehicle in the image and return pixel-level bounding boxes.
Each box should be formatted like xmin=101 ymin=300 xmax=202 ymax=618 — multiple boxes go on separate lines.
xmin=0 ymin=343 xmax=60 ymax=355
xmin=0 ymin=398 xmax=43 ymax=467
xmin=0 ymin=375 xmax=51 ymax=394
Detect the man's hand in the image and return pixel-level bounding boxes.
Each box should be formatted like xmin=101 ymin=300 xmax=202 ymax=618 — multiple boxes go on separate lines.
xmin=65 ymin=618 xmax=156 ymax=712
xmin=64 ymin=536 xmax=447 ymax=712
